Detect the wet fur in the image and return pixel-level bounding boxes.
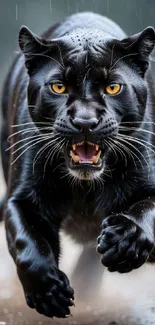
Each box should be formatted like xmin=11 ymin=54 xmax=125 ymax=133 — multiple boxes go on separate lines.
xmin=1 ymin=12 xmax=155 ymax=318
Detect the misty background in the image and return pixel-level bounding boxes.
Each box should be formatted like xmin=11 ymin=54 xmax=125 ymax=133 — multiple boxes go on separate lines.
xmin=0 ymin=0 xmax=155 ymax=91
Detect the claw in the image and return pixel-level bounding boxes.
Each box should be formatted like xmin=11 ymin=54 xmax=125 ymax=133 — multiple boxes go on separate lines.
xmin=70 ymin=298 xmax=75 ymax=306
xmin=65 ymin=314 xmax=71 ymax=318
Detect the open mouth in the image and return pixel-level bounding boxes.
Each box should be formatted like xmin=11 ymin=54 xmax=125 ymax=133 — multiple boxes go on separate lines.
xmin=69 ymin=141 xmax=102 ymax=166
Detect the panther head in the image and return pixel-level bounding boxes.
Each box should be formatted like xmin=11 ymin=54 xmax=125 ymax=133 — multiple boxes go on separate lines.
xmin=19 ymin=24 xmax=155 ymax=180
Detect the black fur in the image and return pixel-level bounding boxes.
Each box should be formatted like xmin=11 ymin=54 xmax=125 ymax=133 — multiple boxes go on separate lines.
xmin=1 ymin=12 xmax=155 ymax=318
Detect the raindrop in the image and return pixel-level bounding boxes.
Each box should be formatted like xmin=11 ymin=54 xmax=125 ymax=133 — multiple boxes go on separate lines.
xmin=15 ymin=4 xmax=18 ymax=21
xmin=67 ymin=0 xmax=70 ymax=14
xmin=106 ymin=0 xmax=110 ymax=13
xmin=75 ymin=1 xmax=79 ymax=13
xmin=49 ymin=0 xmax=52 ymax=12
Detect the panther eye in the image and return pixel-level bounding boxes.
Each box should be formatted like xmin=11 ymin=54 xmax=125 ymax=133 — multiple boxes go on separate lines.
xmin=51 ymin=82 xmax=66 ymax=94
xmin=105 ymin=83 xmax=121 ymax=95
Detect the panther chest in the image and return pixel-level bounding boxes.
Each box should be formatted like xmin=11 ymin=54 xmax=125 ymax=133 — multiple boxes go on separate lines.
xmin=62 ymin=205 xmax=105 ymax=245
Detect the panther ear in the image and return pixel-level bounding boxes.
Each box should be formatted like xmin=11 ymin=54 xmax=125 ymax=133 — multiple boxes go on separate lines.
xmin=19 ymin=26 xmax=51 ymax=75
xmin=118 ymin=27 xmax=155 ymax=74
xmin=121 ymin=27 xmax=155 ymax=56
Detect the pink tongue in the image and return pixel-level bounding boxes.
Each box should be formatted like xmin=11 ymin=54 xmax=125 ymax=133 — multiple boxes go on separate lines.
xmin=75 ymin=145 xmax=96 ymax=161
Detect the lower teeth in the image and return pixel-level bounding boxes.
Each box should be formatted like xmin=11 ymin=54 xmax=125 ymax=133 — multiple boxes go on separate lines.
xmin=70 ymin=150 xmax=101 ymax=164
xmin=79 ymin=160 xmax=93 ymax=164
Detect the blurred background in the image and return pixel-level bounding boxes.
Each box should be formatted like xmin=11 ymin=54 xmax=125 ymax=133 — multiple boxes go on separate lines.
xmin=1 ymin=0 xmax=155 ymax=86
xmin=1 ymin=0 xmax=155 ymax=324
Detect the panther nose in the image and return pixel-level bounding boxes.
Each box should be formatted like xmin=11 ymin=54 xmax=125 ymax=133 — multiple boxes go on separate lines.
xmin=71 ymin=118 xmax=99 ymax=132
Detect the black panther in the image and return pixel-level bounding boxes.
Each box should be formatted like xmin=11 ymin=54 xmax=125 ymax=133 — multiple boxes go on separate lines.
xmin=1 ymin=11 xmax=155 ymax=318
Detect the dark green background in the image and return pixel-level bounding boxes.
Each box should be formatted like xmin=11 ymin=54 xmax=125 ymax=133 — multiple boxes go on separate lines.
xmin=0 ymin=0 xmax=155 ymax=89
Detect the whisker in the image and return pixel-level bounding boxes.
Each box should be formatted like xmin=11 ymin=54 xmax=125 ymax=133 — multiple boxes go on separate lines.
xmin=109 ymin=52 xmax=138 ymax=71
xmin=118 ymin=134 xmax=155 ymax=160
xmin=42 ymin=116 xmax=55 ymax=122
xmin=110 ymin=43 xmax=116 ymax=69
xmin=7 ymin=133 xmax=54 ymax=150
xmin=119 ymin=126 xmax=155 ymax=137
xmin=104 ymin=139 xmax=118 ymax=164
xmin=33 ymin=142 xmax=52 ymax=173
xmin=43 ymin=138 xmax=65 ymax=176
xmin=11 ymin=136 xmax=51 ymax=165
xmin=8 ymin=128 xmax=38 ymax=140
xmin=53 ymin=161 xmax=65 ymax=173
xmin=119 ymin=133 xmax=155 ymax=151
xmin=121 ymin=121 xmax=155 ymax=125
xmin=26 ymin=52 xmax=64 ymax=70
xmin=48 ymin=139 xmax=65 ymax=166
xmin=33 ymin=139 xmax=59 ymax=174
xmin=109 ymin=138 xmax=128 ymax=167
xmin=10 ymin=135 xmax=55 ymax=154
xmin=11 ymin=121 xmax=52 ymax=127
xmin=32 ymin=136 xmax=61 ymax=171
xmin=53 ymin=42 xmax=65 ymax=68
xmin=8 ymin=126 xmax=56 ymax=140
xmin=110 ymin=137 xmax=138 ymax=169
xmin=117 ymin=135 xmax=148 ymax=168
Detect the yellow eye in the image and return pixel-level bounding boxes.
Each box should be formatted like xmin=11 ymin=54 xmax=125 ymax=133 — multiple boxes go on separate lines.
xmin=105 ymin=84 xmax=121 ymax=95
xmin=51 ymin=82 xmax=66 ymax=94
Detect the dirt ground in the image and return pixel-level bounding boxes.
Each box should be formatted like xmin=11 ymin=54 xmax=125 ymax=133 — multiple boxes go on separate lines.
xmin=1 ymin=169 xmax=155 ymax=325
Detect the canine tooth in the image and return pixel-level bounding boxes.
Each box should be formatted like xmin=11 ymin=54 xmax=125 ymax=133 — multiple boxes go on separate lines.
xmin=72 ymin=144 xmax=76 ymax=151
xmin=96 ymin=144 xmax=99 ymax=151
xmin=70 ymin=150 xmax=79 ymax=163
xmin=92 ymin=150 xmax=101 ymax=164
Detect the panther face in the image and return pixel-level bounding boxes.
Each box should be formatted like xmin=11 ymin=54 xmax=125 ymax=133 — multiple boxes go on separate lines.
xmin=19 ymin=26 xmax=154 ymax=180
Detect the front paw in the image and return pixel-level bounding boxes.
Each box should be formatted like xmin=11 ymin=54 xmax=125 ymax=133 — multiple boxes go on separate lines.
xmin=18 ymin=262 xmax=74 ymax=318
xmin=97 ymin=214 xmax=154 ymax=273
